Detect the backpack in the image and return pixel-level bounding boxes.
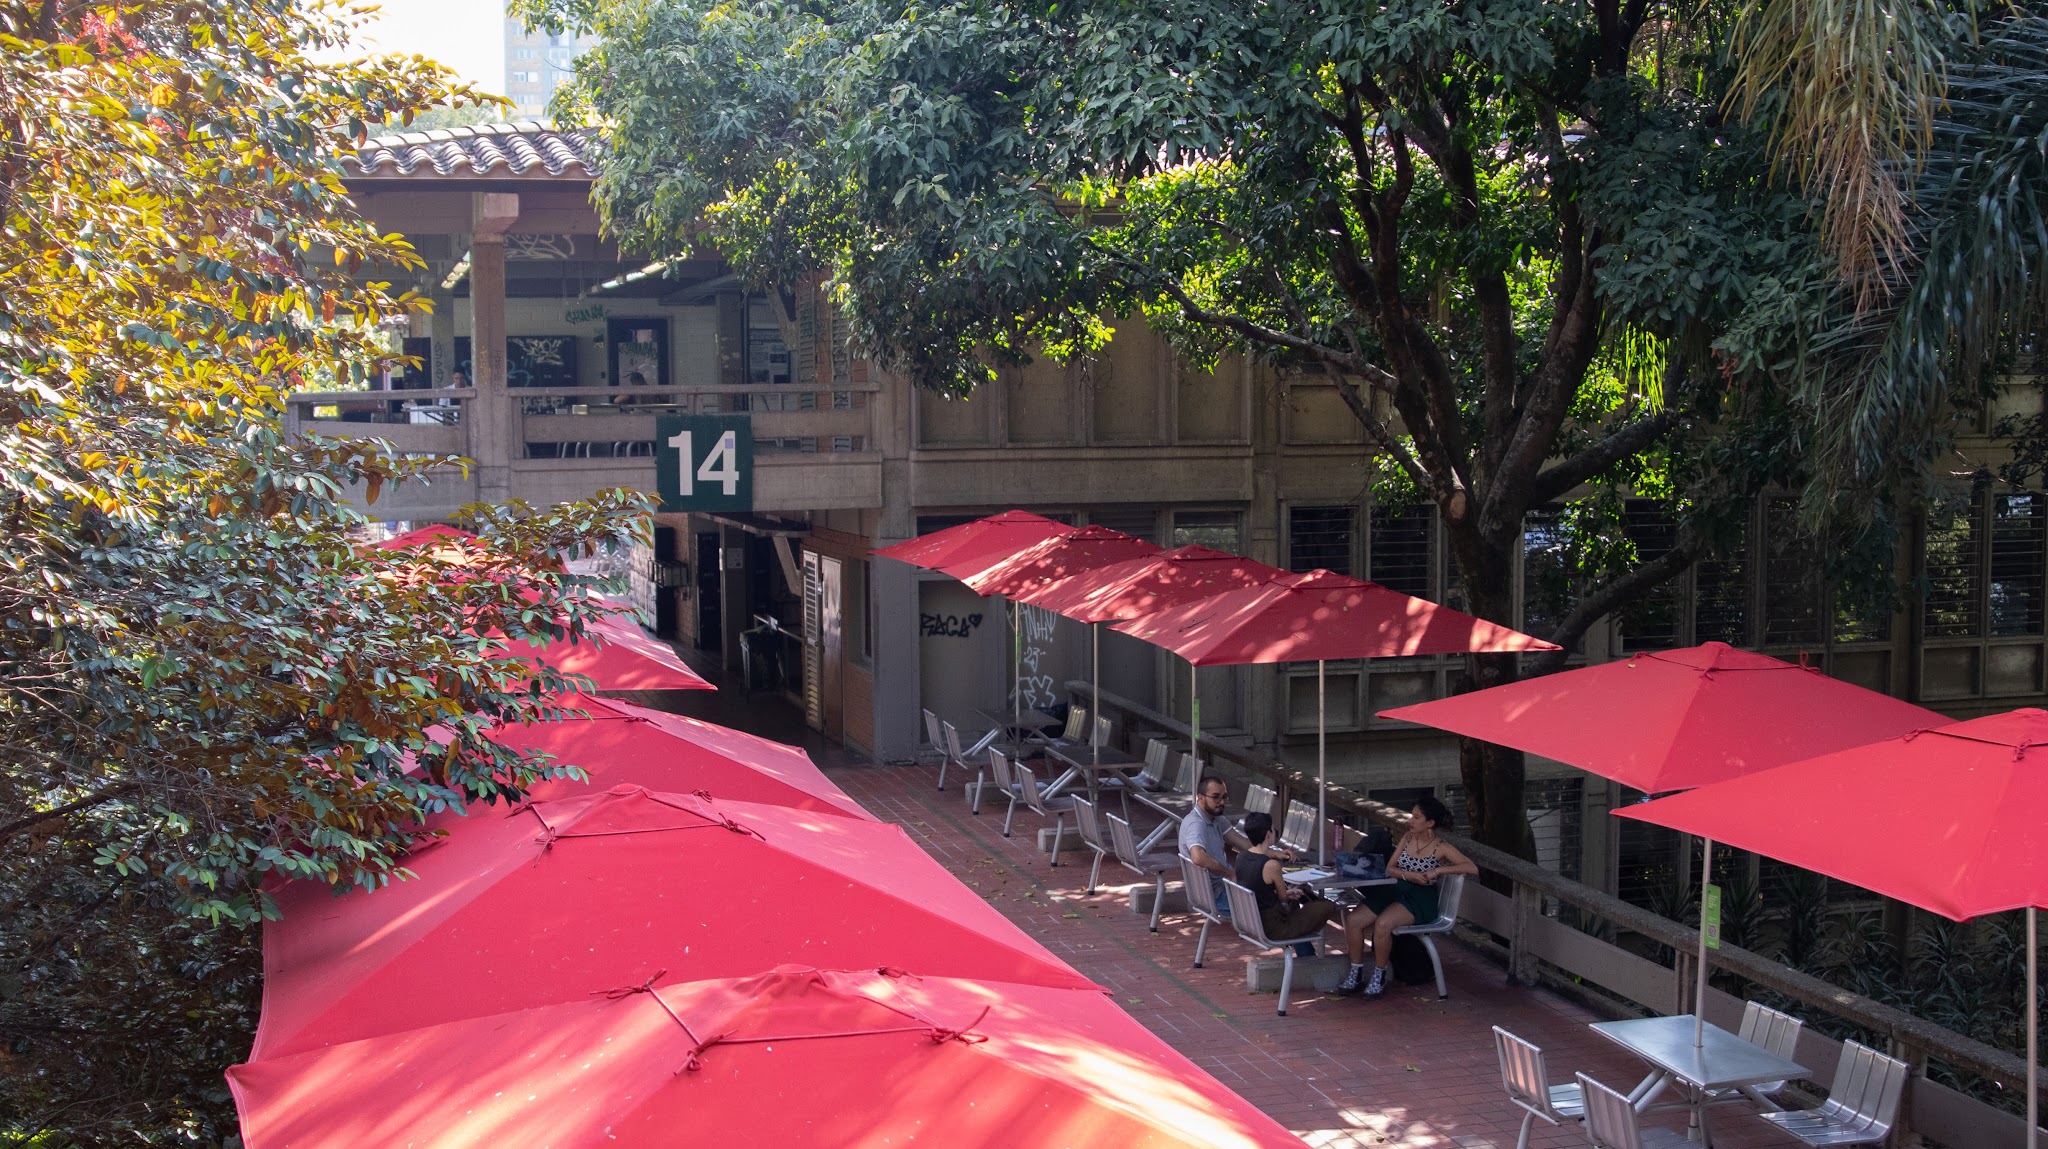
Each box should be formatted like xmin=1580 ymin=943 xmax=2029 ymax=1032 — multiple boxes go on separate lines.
xmin=1390 ymin=935 xmax=1435 ymax=985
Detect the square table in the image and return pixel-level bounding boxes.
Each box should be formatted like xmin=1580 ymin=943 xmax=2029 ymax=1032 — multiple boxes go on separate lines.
xmin=978 ymin=707 xmax=1060 ymax=740
xmin=1589 ymin=1014 xmax=1807 ymax=1145
xmin=1042 ymin=743 xmax=1142 ymax=802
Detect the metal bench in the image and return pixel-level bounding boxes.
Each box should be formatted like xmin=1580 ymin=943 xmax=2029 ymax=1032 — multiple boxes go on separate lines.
xmin=1222 ymin=878 xmax=1324 ymax=1016
xmin=1709 ymin=1001 xmax=1804 ymax=1103
xmin=1758 ymin=1040 xmax=1907 ymax=1146
xmin=1243 ymin=783 xmax=1276 ymax=818
xmin=940 ymin=719 xmax=1006 ymax=802
xmin=1391 ymin=872 xmax=1465 ymax=998
xmin=1106 ymin=812 xmax=1179 ymax=931
xmin=1492 ymin=1026 xmax=1584 ymax=1149
xmin=1577 ymin=1072 xmax=1691 ymax=1148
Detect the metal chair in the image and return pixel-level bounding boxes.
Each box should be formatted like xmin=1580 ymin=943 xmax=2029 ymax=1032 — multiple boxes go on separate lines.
xmin=1071 ymin=796 xmax=1111 ymax=894
xmin=1033 ymin=706 xmax=1088 ymax=747
xmin=1279 ymin=799 xmax=1315 ymax=854
xmin=1243 ymin=783 xmax=1276 ymax=818
xmin=941 ymin=721 xmax=989 ymax=807
xmin=1012 ymin=762 xmax=1077 ymax=864
xmin=1492 ymin=1026 xmax=1585 ymax=1149
xmin=1391 ymin=872 xmax=1465 ymax=998
xmin=1712 ymin=1001 xmax=1804 ymax=1101
xmin=1133 ymin=738 xmax=1173 ymax=791
xmin=1222 ymin=878 xmax=1324 ymax=1016
xmin=1180 ymin=852 xmax=1227 ymax=968
xmin=1093 ymin=713 xmax=1113 ymax=747
xmin=1105 ymin=812 xmax=1180 ymax=931
xmin=1576 ymin=1073 xmax=1691 ymax=1149
xmin=921 ymin=708 xmax=945 ymax=765
xmin=988 ymin=749 xmax=1035 ymax=832
xmin=1758 ymin=1040 xmax=1908 ymax=1146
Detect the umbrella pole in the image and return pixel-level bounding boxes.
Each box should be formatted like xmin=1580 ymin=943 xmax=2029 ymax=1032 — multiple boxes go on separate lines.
xmin=1091 ymin=623 xmax=1101 ymax=770
xmin=1189 ymin=659 xmax=1200 ymax=770
xmin=1013 ymin=601 xmax=1022 ymax=730
xmin=2030 ymin=905 xmax=2038 ymax=1149
xmin=1695 ymin=836 xmax=1713 ymax=1048
xmin=1317 ymin=658 xmax=1327 ymax=867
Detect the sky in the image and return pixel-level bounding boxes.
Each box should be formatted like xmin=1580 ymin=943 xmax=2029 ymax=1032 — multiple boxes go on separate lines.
xmin=334 ymin=0 xmax=507 ymax=95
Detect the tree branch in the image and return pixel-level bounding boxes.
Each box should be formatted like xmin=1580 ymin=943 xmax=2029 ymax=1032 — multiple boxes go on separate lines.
xmin=0 ymin=781 xmax=137 ymax=843
xmin=1525 ymin=542 xmax=1697 ymax=675
xmin=1527 ymin=409 xmax=1681 ymax=504
xmin=1157 ymin=279 xmax=1395 ymax=390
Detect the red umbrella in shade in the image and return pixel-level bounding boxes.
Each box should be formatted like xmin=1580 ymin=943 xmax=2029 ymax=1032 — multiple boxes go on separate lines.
xmin=1618 ymin=709 xmax=2048 ymax=1145
xmin=871 ymin=509 xmax=1069 ymax=572
xmin=249 ymin=786 xmax=1099 ymax=1062
xmin=1381 ymin=641 xmax=1943 ymax=1047
xmin=486 ymin=693 xmax=871 ymax=818
xmin=372 ymin=523 xmax=472 ymax=550
xmin=230 ymin=963 xmax=1305 ymax=1149
xmin=1013 ymin=545 xmax=1284 ymax=767
xmin=1116 ymin=570 xmax=1557 ymax=862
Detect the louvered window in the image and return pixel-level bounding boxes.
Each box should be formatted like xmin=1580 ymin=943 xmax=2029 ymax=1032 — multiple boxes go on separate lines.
xmin=1693 ymin=517 xmax=1749 ymax=645
xmin=1619 ymin=500 xmax=1681 ymax=651
xmin=1289 ymin=506 xmax=1355 ymax=575
xmin=1368 ymin=506 xmax=1430 ymax=596
xmin=1521 ymin=506 xmax=1571 ymax=643
xmin=1762 ymin=497 xmax=1824 ymax=647
xmin=1992 ymin=492 xmax=2046 ymax=636
xmin=1086 ymin=507 xmax=1160 ymax=544
xmin=1923 ymin=497 xmax=1984 ymax=638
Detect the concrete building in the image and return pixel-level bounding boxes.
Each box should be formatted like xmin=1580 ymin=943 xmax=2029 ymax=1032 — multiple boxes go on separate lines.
xmin=503 ymin=18 xmax=595 ymax=120
xmin=310 ymin=122 xmax=2048 ymax=896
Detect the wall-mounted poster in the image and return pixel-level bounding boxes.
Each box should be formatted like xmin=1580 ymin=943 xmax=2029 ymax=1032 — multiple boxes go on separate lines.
xmin=507 ymin=335 xmax=578 ymax=388
xmin=608 ymin=317 xmax=669 ymax=389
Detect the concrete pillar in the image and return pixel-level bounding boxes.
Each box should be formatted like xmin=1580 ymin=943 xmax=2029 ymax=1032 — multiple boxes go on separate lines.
xmin=468 ymin=192 xmax=519 ymax=505
xmin=430 ymin=291 xmax=455 ymax=387
xmin=1246 ymin=359 xmax=1284 ymax=754
xmin=869 ymin=365 xmax=921 ymax=761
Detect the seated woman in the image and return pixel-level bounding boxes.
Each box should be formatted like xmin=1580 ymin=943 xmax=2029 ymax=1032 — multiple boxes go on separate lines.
xmin=1233 ymin=812 xmax=1371 ymax=964
xmin=1339 ymin=794 xmax=1478 ymax=998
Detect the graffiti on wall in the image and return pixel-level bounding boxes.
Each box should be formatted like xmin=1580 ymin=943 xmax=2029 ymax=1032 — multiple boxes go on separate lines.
xmin=1013 ymin=603 xmax=1060 ymax=711
xmin=919 ymin=612 xmax=983 ymax=638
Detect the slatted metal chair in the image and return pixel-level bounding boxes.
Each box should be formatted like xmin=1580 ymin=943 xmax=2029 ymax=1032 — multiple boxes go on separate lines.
xmin=1136 ymin=750 xmax=1200 ymax=822
xmin=1492 ymin=1026 xmax=1585 ymax=1149
xmin=1222 ymin=878 xmax=1324 ymax=1015
xmin=1391 ymin=873 xmax=1465 ymax=998
xmin=1033 ymin=706 xmax=1088 ymax=748
xmin=1106 ymin=812 xmax=1180 ymax=931
xmin=922 ymin=709 xmax=943 ymax=762
xmin=1180 ymin=852 xmax=1227 ymax=968
xmin=1577 ymin=1073 xmax=1691 ymax=1148
xmin=1758 ymin=1040 xmax=1908 ymax=1146
xmin=941 ymin=721 xmax=993 ymax=808
xmin=1071 ymin=796 xmax=1111 ymax=894
xmin=1243 ymin=783 xmax=1276 ymax=818
xmin=1012 ymin=762 xmax=1077 ymax=864
xmin=1711 ymin=1001 xmax=1804 ymax=1101
xmin=987 ymin=749 xmax=1036 ymax=832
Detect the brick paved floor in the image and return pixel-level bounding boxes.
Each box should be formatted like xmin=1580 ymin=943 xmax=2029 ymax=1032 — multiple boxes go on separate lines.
xmin=639 ymin=681 xmax=1803 ymax=1149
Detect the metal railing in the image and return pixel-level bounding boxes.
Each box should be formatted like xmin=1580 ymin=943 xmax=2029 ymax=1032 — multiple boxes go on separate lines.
xmin=1073 ymin=680 xmax=2044 ymax=1148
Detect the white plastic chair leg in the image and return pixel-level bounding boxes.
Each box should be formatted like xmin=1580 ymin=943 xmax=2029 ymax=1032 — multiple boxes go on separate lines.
xmin=1002 ymin=794 xmax=1019 ymax=837
xmin=1515 ymin=1111 xmax=1535 ymax=1149
xmin=969 ymin=776 xmax=985 ymax=814
xmin=1048 ymin=818 xmax=1065 ymax=866
xmin=1423 ymin=937 xmax=1448 ymax=998
xmin=936 ymin=758 xmax=949 ymax=791
xmin=1148 ymin=874 xmax=1164 ymax=932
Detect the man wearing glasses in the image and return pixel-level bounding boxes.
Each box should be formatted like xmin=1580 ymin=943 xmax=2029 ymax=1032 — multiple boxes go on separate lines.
xmin=1179 ymin=776 xmax=1296 ymax=911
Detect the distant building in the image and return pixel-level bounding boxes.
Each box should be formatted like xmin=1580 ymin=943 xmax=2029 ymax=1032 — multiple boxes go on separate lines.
xmin=503 ymin=18 xmax=596 ymax=120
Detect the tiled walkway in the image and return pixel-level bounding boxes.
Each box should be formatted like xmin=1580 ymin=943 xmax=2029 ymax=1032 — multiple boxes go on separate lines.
xmin=640 ymin=681 xmax=1801 ymax=1149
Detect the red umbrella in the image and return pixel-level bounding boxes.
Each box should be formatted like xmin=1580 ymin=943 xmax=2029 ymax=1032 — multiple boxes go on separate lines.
xmin=249 ymin=785 xmax=1099 ymax=1062
xmin=871 ymin=509 xmax=1068 ymax=572
xmin=496 ymin=605 xmax=716 ymax=692
xmin=1617 ymin=709 xmax=2047 ymax=1145
xmin=1381 ymin=641 xmax=1944 ymax=1047
xmin=945 ymin=525 xmax=1161 ymax=596
xmin=230 ymin=963 xmax=1305 ymax=1149
xmin=372 ymin=523 xmax=472 ymax=550
xmin=1379 ymin=642 xmax=1942 ymax=794
xmin=485 ymin=693 xmax=871 ymax=818
xmin=1012 ymin=545 xmax=1283 ymax=767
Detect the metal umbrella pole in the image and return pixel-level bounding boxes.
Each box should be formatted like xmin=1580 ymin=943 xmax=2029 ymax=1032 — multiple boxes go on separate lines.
xmin=1090 ymin=622 xmax=1102 ymax=801
xmin=1189 ymin=659 xmax=1200 ymax=771
xmin=1695 ymin=837 xmax=1714 ymax=1048
xmin=2030 ymin=906 xmax=2038 ymax=1149
xmin=1317 ymin=658 xmax=1328 ymax=867
xmin=1013 ymin=600 xmax=1022 ymax=730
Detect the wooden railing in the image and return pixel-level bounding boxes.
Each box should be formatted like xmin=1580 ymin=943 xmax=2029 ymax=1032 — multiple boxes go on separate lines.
xmin=1074 ymin=680 xmax=2045 ymax=1148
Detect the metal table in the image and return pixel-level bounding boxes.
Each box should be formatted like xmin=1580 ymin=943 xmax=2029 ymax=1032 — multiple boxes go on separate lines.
xmin=978 ymin=707 xmax=1060 ymax=739
xmin=1042 ymin=743 xmax=1141 ymax=802
xmin=1589 ymin=1015 xmax=1807 ymax=1145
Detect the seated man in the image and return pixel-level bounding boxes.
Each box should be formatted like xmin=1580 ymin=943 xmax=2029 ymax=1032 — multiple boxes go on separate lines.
xmin=1178 ymin=775 xmax=1292 ymax=916
xmin=1236 ymin=812 xmax=1370 ymax=966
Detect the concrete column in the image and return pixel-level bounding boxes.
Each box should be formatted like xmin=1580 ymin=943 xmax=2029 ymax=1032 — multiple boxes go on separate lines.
xmin=869 ymin=365 xmax=922 ymax=762
xmin=429 ymin=291 xmax=455 ymax=387
xmin=468 ymin=192 xmax=519 ymax=505
xmin=1246 ymin=359 xmax=1284 ymax=754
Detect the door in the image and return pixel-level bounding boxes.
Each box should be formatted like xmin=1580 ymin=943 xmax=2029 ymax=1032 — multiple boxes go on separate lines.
xmin=695 ymin=532 xmax=722 ymax=652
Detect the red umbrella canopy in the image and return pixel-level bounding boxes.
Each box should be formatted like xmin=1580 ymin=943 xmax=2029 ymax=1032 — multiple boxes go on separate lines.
xmin=948 ymin=525 xmax=1161 ymax=597
xmin=485 ymin=693 xmax=870 ymax=818
xmin=250 ymin=786 xmax=1098 ymax=1061
xmin=872 ymin=510 xmax=1069 ymax=572
xmin=1618 ymin=708 xmax=2048 ymax=920
xmin=1015 ymin=544 xmax=1286 ymax=623
xmin=495 ymin=606 xmax=716 ymax=692
xmin=1380 ymin=641 xmax=1944 ymax=794
xmin=1112 ymin=569 xmax=1556 ymax=666
xmin=371 ymin=522 xmax=473 ymax=550
xmin=230 ymin=964 xmax=1305 ymax=1149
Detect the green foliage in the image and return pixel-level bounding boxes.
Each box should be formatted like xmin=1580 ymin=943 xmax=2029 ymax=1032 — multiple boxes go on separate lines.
xmin=0 ymin=3 xmax=646 ymax=1142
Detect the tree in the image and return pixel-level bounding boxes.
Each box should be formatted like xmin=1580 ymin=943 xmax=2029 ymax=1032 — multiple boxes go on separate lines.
xmin=520 ymin=0 xmax=1830 ymax=854
xmin=0 ymin=3 xmax=646 ymax=1142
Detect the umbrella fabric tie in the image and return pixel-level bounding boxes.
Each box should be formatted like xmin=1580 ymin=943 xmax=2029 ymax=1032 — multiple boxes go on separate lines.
xmin=925 ymin=1005 xmax=991 ymax=1046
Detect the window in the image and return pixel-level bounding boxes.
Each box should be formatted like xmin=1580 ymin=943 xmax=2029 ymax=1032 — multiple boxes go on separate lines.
xmin=1289 ymin=506 xmax=1354 ymax=575
xmin=1991 ymin=492 xmax=2045 ymax=636
xmin=1521 ymin=505 xmax=1571 ymax=642
xmin=1618 ymin=501 xmax=1681 ymax=652
xmin=1170 ymin=510 xmax=1240 ymax=552
xmin=514 ymin=47 xmax=537 ymax=59
xmin=1923 ymin=496 xmax=1983 ymax=638
xmin=1087 ymin=507 xmax=1159 ymax=544
xmin=1368 ymin=505 xmax=1429 ymax=597
xmin=1694 ymin=518 xmax=1749 ymax=646
xmin=1762 ymin=497 xmax=1824 ymax=647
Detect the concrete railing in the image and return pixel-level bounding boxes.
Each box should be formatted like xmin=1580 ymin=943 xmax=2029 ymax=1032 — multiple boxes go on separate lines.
xmin=1074 ymin=680 xmax=2045 ymax=1149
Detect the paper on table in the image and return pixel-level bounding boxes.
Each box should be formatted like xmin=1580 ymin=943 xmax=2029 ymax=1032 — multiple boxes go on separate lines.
xmin=1283 ymin=868 xmax=1335 ymax=883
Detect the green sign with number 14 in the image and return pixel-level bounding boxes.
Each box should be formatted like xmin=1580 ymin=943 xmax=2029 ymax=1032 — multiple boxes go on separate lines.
xmin=656 ymin=415 xmax=753 ymax=512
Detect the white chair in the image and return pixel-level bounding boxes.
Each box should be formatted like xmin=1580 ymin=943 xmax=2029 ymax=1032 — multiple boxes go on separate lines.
xmin=1033 ymin=706 xmax=1088 ymax=747
xmin=1180 ymin=853 xmax=1227 ymax=968
xmin=1012 ymin=762 xmax=1077 ymax=864
xmin=1758 ymin=1040 xmax=1908 ymax=1147
xmin=1577 ymin=1073 xmax=1690 ymax=1148
xmin=940 ymin=721 xmax=989 ymax=807
xmin=1715 ymin=1001 xmax=1803 ymax=1101
xmin=1222 ymin=878 xmax=1323 ymax=1016
xmin=1493 ymin=1026 xmax=1585 ymax=1149
xmin=1243 ymin=783 xmax=1276 ymax=818
xmin=1133 ymin=739 xmax=1173 ymax=791
xmin=1071 ymin=796 xmax=1111 ymax=894
xmin=1391 ymin=872 xmax=1465 ymax=998
xmin=921 ymin=708 xmax=945 ymax=766
xmin=1092 ymin=713 xmax=1113 ymax=748
xmin=1280 ymin=799 xmax=1316 ymax=854
xmin=1106 ymin=813 xmax=1180 ymax=931
xmin=988 ymin=749 xmax=1037 ymax=831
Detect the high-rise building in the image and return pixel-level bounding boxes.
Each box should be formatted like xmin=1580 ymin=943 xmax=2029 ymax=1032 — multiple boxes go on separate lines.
xmin=503 ymin=19 xmax=596 ymax=120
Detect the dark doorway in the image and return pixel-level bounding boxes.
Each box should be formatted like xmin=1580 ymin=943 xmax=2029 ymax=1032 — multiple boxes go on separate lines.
xmin=695 ymin=532 xmax=722 ymax=652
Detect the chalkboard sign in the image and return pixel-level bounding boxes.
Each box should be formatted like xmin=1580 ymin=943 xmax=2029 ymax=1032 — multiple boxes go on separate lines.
xmin=507 ymin=335 xmax=578 ymax=388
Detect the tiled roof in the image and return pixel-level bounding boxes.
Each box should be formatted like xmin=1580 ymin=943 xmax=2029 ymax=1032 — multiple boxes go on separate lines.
xmin=349 ymin=121 xmax=596 ymax=181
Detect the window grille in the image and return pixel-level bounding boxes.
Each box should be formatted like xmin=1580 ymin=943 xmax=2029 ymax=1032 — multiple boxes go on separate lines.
xmin=1288 ymin=505 xmax=1354 ymax=575
xmin=1171 ymin=510 xmax=1241 ymax=552
xmin=1521 ymin=505 xmax=1571 ymax=643
xmin=1762 ymin=497 xmax=1824 ymax=646
xmin=1923 ymin=496 xmax=1984 ymax=638
xmin=1694 ymin=517 xmax=1749 ymax=645
xmin=1368 ymin=505 xmax=1430 ymax=596
xmin=1086 ymin=507 xmax=1160 ymax=544
xmin=1619 ymin=500 xmax=1681 ymax=651
xmin=1991 ymin=492 xmax=2046 ymax=637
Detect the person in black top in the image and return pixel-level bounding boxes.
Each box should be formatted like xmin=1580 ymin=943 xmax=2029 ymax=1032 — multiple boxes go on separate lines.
xmin=1234 ymin=812 xmax=1357 ymax=956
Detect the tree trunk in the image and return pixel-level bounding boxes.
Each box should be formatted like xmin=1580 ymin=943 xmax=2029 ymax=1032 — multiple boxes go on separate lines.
xmin=1450 ymin=539 xmax=1538 ymax=861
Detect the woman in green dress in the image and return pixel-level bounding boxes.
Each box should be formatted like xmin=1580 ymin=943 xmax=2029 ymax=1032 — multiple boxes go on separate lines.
xmin=1338 ymin=794 xmax=1478 ymax=998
